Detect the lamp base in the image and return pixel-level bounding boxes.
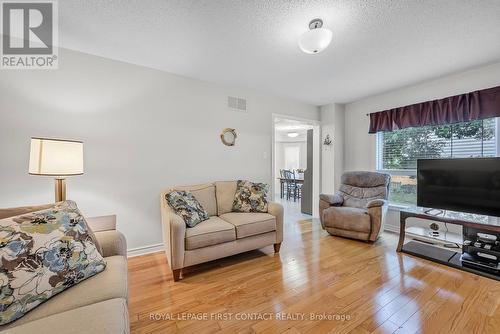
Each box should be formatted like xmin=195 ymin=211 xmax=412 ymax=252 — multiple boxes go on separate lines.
xmin=55 ymin=178 xmax=66 ymax=202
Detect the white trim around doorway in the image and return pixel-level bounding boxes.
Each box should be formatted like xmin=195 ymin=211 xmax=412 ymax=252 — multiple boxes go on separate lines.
xmin=271 ymin=113 xmax=322 ymax=218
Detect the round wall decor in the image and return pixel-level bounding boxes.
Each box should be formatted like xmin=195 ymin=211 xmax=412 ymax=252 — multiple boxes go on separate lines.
xmin=220 ymin=128 xmax=237 ymax=146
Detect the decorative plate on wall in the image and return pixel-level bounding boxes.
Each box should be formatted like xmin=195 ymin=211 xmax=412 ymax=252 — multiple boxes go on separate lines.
xmin=220 ymin=128 xmax=237 ymax=146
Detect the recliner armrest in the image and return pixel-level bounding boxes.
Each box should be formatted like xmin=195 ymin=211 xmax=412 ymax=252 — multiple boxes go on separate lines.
xmin=366 ymin=199 xmax=387 ymax=208
xmin=320 ymin=193 xmax=344 ymax=206
xmin=366 ymin=200 xmax=389 ymax=241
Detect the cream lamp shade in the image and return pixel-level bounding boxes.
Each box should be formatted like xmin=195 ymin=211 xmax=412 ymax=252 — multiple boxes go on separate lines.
xmin=29 ymin=138 xmax=84 ymax=176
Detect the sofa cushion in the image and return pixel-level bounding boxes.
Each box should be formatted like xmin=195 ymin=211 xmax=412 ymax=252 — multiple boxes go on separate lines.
xmin=0 ymin=201 xmax=106 ymax=326
xmin=185 ymin=217 xmax=236 ymax=250
xmin=1 ymin=255 xmax=127 ymax=329
xmin=219 ymin=213 xmax=276 ymax=239
xmin=322 ymin=207 xmax=371 ymax=233
xmin=4 ymin=298 xmax=129 ymax=334
xmin=166 ymin=191 xmax=209 ymax=228
xmin=338 ymin=172 xmax=390 ymax=209
xmin=232 ymin=180 xmax=269 ymax=213
xmin=341 ymin=171 xmax=391 ymax=188
xmin=215 ymin=181 xmax=237 ymax=215
xmin=171 ymin=183 xmax=217 ymax=217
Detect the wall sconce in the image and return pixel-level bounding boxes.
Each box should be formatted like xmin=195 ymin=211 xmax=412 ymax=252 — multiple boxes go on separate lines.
xmin=323 ymin=134 xmax=332 ymax=146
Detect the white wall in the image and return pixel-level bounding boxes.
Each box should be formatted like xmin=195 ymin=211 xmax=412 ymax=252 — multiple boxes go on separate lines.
xmin=0 ymin=48 xmax=319 ymax=251
xmin=344 ymin=61 xmax=500 ymax=231
xmin=320 ymin=103 xmax=345 ymax=194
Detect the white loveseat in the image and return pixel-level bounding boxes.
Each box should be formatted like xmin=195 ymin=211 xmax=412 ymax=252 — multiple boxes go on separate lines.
xmin=160 ymin=181 xmax=283 ymax=281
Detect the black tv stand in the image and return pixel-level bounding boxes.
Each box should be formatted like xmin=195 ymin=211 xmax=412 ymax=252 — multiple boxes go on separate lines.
xmin=398 ymin=207 xmax=500 ymax=281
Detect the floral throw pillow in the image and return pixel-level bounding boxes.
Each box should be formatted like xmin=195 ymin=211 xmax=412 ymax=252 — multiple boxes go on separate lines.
xmin=166 ymin=191 xmax=209 ymax=228
xmin=0 ymin=200 xmax=106 ymax=325
xmin=232 ymin=180 xmax=269 ymax=213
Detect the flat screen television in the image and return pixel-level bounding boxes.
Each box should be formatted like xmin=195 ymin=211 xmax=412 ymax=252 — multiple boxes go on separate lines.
xmin=417 ymin=158 xmax=500 ymax=217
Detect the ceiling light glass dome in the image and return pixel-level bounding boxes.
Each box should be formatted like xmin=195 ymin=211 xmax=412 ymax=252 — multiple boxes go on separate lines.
xmin=298 ymin=19 xmax=332 ymax=54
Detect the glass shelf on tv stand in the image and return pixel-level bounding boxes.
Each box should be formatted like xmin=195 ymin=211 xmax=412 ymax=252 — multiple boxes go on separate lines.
xmin=405 ymin=226 xmax=463 ymax=250
xmin=402 ymin=206 xmax=500 ymax=231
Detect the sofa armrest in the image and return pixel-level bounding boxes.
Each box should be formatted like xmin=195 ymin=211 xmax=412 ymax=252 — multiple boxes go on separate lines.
xmin=160 ymin=193 xmax=186 ymax=270
xmin=95 ymin=230 xmax=127 ymax=257
xmin=268 ymin=202 xmax=283 ymax=244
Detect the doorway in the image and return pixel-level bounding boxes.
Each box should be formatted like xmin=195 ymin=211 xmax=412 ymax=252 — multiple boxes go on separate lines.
xmin=272 ymin=115 xmax=321 ymax=220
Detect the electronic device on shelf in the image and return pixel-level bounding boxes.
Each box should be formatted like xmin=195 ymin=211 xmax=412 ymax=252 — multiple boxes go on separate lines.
xmin=477 ymin=233 xmax=498 ymax=243
xmin=461 ymin=227 xmax=500 ymax=274
xmin=460 ymin=252 xmax=500 ymax=273
xmin=425 ymin=208 xmax=444 ymax=216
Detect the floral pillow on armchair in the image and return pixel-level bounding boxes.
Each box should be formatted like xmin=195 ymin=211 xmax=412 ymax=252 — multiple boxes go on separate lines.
xmin=232 ymin=180 xmax=269 ymax=213
xmin=0 ymin=201 xmax=106 ymax=325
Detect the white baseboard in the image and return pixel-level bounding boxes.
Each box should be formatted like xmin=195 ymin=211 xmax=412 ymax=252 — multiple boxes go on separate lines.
xmin=384 ymin=224 xmax=400 ymax=234
xmin=127 ymin=243 xmax=164 ymax=257
xmin=127 ymin=226 xmax=400 ymax=257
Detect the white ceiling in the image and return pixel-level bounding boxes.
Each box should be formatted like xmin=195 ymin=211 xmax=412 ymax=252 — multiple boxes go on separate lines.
xmin=59 ymin=0 xmax=500 ymax=105
xmin=274 ymin=118 xmax=313 ymax=142
xmin=274 ymin=118 xmax=314 ymax=132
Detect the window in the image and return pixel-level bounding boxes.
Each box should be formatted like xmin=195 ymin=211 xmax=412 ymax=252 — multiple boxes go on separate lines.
xmin=284 ymin=145 xmax=300 ymax=170
xmin=377 ymin=118 xmax=498 ymax=205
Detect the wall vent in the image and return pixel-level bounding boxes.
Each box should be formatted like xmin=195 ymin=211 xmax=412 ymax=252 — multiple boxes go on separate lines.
xmin=228 ymin=96 xmax=247 ymax=112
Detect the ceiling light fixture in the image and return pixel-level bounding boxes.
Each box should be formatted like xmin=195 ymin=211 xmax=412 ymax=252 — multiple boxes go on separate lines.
xmin=287 ymin=132 xmax=299 ymax=138
xmin=298 ymin=19 xmax=332 ymax=54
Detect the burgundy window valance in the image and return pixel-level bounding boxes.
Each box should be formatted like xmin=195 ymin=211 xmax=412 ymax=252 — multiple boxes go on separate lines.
xmin=368 ymin=85 xmax=500 ymax=134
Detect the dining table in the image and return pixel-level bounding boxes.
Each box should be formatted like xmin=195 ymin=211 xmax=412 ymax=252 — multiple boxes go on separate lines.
xmin=277 ymin=177 xmax=304 ymax=199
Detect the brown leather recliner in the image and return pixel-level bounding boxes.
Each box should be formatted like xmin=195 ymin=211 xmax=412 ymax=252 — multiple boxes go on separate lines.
xmin=320 ymin=171 xmax=391 ymax=242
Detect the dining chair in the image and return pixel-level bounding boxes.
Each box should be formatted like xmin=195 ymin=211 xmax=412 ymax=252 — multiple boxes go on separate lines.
xmin=283 ymin=169 xmax=300 ymax=202
xmin=279 ymin=169 xmax=286 ymax=198
xmin=294 ymin=170 xmax=303 ymax=200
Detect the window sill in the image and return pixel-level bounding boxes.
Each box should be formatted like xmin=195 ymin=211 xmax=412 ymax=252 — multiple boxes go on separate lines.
xmin=376 ymin=169 xmax=417 ymax=176
xmin=388 ymin=203 xmax=412 ymax=211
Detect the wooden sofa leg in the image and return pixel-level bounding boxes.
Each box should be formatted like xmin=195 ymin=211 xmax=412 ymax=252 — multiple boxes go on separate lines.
xmin=172 ymin=269 xmax=181 ymax=282
xmin=274 ymin=243 xmax=281 ymax=253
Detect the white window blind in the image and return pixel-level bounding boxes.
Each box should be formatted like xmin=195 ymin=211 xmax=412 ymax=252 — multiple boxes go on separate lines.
xmin=379 ymin=118 xmax=497 ymax=171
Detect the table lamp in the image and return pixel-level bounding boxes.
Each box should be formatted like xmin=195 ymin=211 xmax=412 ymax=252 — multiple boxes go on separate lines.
xmin=28 ymin=137 xmax=84 ymax=202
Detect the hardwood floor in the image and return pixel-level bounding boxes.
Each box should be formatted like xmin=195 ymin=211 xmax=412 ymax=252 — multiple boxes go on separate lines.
xmin=128 ymin=218 xmax=500 ymax=334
